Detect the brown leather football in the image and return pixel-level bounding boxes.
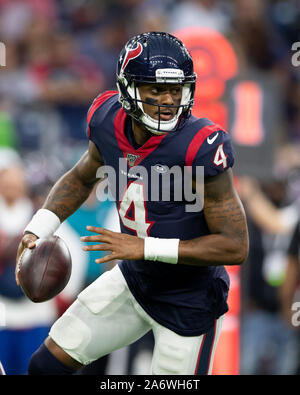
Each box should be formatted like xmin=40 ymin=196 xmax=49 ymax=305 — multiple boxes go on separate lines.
xmin=18 ymin=235 xmax=72 ymax=303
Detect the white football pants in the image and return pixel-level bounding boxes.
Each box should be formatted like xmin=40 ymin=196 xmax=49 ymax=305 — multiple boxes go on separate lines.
xmin=49 ymin=265 xmax=223 ymax=375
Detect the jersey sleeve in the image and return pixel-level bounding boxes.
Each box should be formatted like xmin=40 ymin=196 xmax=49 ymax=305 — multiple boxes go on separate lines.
xmin=86 ymin=90 xmax=119 ymax=140
xmin=186 ymin=124 xmax=235 ymax=178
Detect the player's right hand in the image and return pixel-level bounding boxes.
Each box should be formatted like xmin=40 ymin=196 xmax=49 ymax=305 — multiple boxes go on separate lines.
xmin=15 ymin=233 xmax=38 ymax=285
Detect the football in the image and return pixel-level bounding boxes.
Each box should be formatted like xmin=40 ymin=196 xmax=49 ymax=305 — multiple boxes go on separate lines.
xmin=18 ymin=235 xmax=72 ymax=303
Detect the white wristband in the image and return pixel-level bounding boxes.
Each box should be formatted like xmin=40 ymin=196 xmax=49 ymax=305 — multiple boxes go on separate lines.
xmin=144 ymin=237 xmax=180 ymax=264
xmin=24 ymin=209 xmax=61 ymax=239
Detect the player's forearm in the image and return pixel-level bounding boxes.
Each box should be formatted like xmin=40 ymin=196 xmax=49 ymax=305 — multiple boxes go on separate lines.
xmin=178 ymin=196 xmax=249 ymax=266
xmin=178 ymin=233 xmax=248 ymax=266
xmin=42 ymin=168 xmax=95 ymax=222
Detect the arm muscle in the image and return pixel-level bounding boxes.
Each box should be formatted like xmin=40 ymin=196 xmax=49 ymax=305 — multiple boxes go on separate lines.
xmin=178 ymin=169 xmax=249 ymax=266
xmin=43 ymin=141 xmax=104 ymax=222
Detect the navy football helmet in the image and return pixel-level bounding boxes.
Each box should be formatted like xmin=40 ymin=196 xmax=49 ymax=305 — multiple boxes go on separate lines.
xmin=116 ymin=32 xmax=197 ymax=134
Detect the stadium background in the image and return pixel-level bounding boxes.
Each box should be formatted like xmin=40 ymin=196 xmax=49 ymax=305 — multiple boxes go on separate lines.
xmin=0 ymin=0 xmax=300 ymax=375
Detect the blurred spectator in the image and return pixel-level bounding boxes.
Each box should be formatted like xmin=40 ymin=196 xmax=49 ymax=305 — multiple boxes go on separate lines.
xmin=32 ymin=32 xmax=102 ymax=105
xmin=231 ymin=0 xmax=300 ymax=144
xmin=0 ymin=161 xmax=44 ymax=375
xmin=128 ymin=0 xmax=171 ymax=36
xmin=269 ymin=0 xmax=300 ymax=49
xmin=238 ymin=176 xmax=299 ymax=374
xmin=280 ymin=219 xmax=300 ymax=322
xmin=0 ymin=0 xmax=48 ymax=42
xmin=168 ymin=0 xmax=232 ymax=34
xmin=232 ymin=0 xmax=289 ymax=71
xmin=0 ymin=157 xmax=87 ymax=374
xmin=0 ymin=148 xmax=22 ymax=170
xmin=0 ymin=111 xmax=17 ymax=149
xmin=28 ymin=31 xmax=103 ymax=142
xmin=0 ymin=41 xmax=40 ymax=109
xmin=76 ymin=17 xmax=128 ymax=91
xmin=280 ymin=219 xmax=300 ymax=374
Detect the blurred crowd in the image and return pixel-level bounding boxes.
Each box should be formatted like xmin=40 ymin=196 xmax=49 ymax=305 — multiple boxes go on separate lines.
xmin=0 ymin=0 xmax=300 ymax=375
xmin=0 ymin=0 xmax=300 ymax=167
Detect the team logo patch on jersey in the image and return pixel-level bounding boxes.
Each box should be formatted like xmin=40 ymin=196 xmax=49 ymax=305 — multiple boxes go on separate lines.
xmin=154 ymin=164 xmax=168 ymax=173
xmin=126 ymin=153 xmax=140 ymax=167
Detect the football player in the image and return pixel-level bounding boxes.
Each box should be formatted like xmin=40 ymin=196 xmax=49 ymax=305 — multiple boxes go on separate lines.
xmin=16 ymin=32 xmax=249 ymax=375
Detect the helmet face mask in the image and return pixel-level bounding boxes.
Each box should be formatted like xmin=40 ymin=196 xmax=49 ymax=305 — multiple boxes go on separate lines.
xmin=116 ymin=32 xmax=197 ymax=135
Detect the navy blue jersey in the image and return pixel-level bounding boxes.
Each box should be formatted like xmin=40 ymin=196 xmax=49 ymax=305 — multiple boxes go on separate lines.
xmin=87 ymin=91 xmax=235 ymax=336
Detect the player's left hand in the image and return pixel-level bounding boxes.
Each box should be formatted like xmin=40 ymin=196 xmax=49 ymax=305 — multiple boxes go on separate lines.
xmin=81 ymin=226 xmax=144 ymax=264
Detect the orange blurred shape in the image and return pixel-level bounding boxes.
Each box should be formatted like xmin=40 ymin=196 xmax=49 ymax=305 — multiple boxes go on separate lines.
xmin=232 ymin=81 xmax=264 ymax=146
xmin=227 ymin=269 xmax=241 ymax=316
xmin=212 ymin=315 xmax=240 ymax=375
xmin=212 ymin=266 xmax=241 ymax=375
xmin=174 ymin=27 xmax=238 ymax=100
xmin=193 ymin=100 xmax=227 ymax=128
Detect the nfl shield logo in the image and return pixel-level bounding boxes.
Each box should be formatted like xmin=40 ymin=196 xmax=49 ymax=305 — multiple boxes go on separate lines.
xmin=126 ymin=153 xmax=140 ymax=167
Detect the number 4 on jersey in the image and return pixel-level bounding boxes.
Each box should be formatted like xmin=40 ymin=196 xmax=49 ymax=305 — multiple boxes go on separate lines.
xmin=213 ymin=143 xmax=228 ymax=169
xmin=119 ymin=182 xmax=153 ymax=238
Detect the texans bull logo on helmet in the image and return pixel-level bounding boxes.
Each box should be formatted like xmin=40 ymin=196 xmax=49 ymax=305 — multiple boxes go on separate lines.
xmin=120 ymin=42 xmax=143 ymax=73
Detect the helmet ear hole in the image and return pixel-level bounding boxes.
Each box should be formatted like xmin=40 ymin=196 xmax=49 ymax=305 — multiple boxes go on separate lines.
xmin=117 ymin=80 xmax=133 ymax=112
xmin=117 ymin=79 xmax=142 ymax=117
